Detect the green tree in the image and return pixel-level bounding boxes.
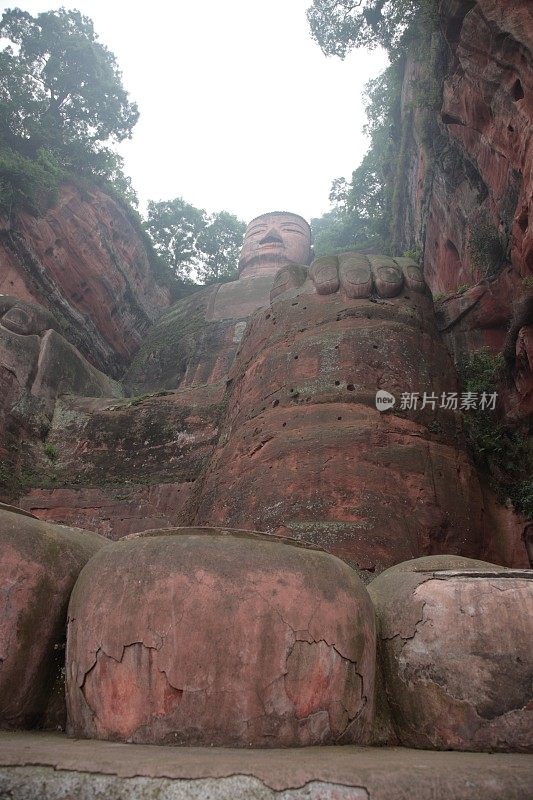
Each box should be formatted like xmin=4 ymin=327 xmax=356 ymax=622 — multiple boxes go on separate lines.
xmin=146 ymin=199 xmax=246 ymax=285
xmin=196 ymin=211 xmax=246 ymax=284
xmin=0 ymin=8 xmax=138 ymax=155
xmin=0 ymin=6 xmax=139 ymax=212
xmin=0 ymin=8 xmax=187 ymax=297
xmin=311 ymin=208 xmax=362 ymax=256
xmin=311 ymin=62 xmax=403 ymax=254
xmin=306 ymin=0 xmax=422 ymax=58
xmin=145 ymin=198 xmax=205 ymax=280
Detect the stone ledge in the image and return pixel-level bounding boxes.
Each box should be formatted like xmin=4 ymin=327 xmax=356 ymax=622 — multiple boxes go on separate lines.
xmin=0 ymin=732 xmax=532 ymax=799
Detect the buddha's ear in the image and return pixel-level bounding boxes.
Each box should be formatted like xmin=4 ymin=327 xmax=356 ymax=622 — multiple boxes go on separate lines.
xmin=308 ymin=246 xmax=315 ymax=266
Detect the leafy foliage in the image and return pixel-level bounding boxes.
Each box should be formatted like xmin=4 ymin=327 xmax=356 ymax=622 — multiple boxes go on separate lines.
xmin=307 ymin=1 xmax=443 ymax=257
xmin=145 ymin=198 xmax=203 ymax=277
xmin=196 ymin=210 xmax=247 ymax=284
xmin=459 ymin=350 xmax=532 ymax=518
xmin=0 ymin=8 xmax=138 ymax=153
xmin=0 ymin=7 xmax=138 ymax=215
xmin=44 ymin=443 xmax=58 ymax=461
xmin=311 ymin=62 xmax=402 ymax=254
xmin=311 ymin=208 xmax=363 ymax=256
xmin=0 ymin=8 xmax=188 ymax=296
xmin=146 ymin=199 xmax=246 ymax=285
xmin=0 ymin=144 xmax=61 ymax=216
xmin=306 ymin=0 xmax=426 ymax=59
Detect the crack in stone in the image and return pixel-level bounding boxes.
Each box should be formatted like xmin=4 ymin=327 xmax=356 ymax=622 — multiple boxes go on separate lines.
xmin=283 ymin=636 xmax=367 ymax=741
xmin=0 ymin=762 xmax=374 ymax=798
xmin=380 ymin=600 xmax=428 ymax=642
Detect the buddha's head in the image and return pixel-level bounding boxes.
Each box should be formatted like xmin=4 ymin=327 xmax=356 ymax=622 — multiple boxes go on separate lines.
xmin=238 ymin=212 xmax=311 ymax=278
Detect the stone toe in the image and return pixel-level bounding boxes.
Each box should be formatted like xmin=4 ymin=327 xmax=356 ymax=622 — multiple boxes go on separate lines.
xmin=368 ymin=255 xmax=404 ymax=298
xmin=338 ymin=252 xmax=373 ymax=298
xmin=393 ymin=257 xmax=426 ymax=292
xmin=309 ymin=256 xmax=340 ymax=295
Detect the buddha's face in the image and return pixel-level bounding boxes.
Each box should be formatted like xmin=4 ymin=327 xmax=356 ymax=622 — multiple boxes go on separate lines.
xmin=239 ymin=213 xmax=311 ymax=277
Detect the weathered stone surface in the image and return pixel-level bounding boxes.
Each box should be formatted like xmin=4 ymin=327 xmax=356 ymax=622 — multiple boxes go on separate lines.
xmin=368 ymin=556 xmax=533 ymax=752
xmin=19 ymin=483 xmax=192 ymax=541
xmin=11 ymin=225 xmax=527 ymax=573
xmin=0 ymin=299 xmax=122 ymax=405
xmin=124 ymin=287 xmax=244 ymax=393
xmin=0 ymin=296 xmax=59 ymax=336
xmin=32 ymin=330 xmax=123 ymax=401
xmin=0 ymin=300 xmax=123 ymax=503
xmin=0 ymin=183 xmax=171 ymax=377
xmin=18 ymin=384 xmax=224 ymax=538
xmin=0 ymin=502 xmax=36 ymax=519
xmin=66 ymin=528 xmax=376 ymax=747
xmin=396 ymin=0 xmax=533 ymax=420
xmin=402 ymin=0 xmax=533 ymax=293
xmin=435 ymin=272 xmax=519 ymax=360
xmin=194 ymin=273 xmax=488 ymax=573
xmin=0 ymin=507 xmax=106 ymax=730
xmin=480 ymin=488 xmax=531 ymax=569
xmin=307 ymin=253 xmax=425 ymax=301
xmin=238 ymin=213 xmax=311 ymax=280
xmin=512 ymin=322 xmax=533 ymax=420
xmin=1 ymin=732 xmax=533 ymax=800
xmin=435 ymin=275 xmax=533 ymax=423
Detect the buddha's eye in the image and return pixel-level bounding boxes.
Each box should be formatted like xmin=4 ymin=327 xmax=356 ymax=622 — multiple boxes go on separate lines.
xmin=282 ymin=227 xmax=305 ymax=235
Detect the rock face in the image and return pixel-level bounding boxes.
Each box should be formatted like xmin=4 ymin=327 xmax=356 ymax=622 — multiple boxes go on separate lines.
xmin=0 ymin=183 xmax=171 ymax=377
xmin=66 ymin=528 xmax=376 ymax=747
xmin=0 ymin=181 xmax=179 ymax=505
xmin=124 ymin=286 xmax=247 ymax=393
xmin=396 ymin=0 xmax=533 ymax=421
xmin=0 ymin=506 xmax=106 ymax=730
xmin=0 ymin=296 xmax=123 ymax=504
xmin=368 ymin=556 xmax=533 ymax=752
xmin=15 ymin=213 xmax=315 ymax=539
xmin=20 ymin=385 xmax=224 ymax=538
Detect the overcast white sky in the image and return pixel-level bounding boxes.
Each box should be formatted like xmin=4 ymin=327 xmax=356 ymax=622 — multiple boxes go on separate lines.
xmin=3 ymin=0 xmax=388 ymax=223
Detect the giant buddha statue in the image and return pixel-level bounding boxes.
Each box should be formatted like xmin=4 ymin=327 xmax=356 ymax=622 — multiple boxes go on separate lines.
xmin=15 ymin=210 xmax=527 ymax=573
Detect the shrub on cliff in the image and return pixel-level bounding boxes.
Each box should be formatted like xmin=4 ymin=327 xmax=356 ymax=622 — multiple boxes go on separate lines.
xmin=0 ymin=145 xmax=61 ymax=216
xmin=459 ymin=349 xmax=532 ymax=519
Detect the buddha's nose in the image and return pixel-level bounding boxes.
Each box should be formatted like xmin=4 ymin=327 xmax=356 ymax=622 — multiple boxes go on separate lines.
xmin=259 ymin=227 xmax=283 ymax=245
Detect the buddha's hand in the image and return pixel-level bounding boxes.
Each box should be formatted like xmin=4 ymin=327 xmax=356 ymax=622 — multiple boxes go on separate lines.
xmin=309 ymin=252 xmax=425 ymax=298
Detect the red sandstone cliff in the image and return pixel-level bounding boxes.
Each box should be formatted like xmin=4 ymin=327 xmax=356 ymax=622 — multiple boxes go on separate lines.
xmin=396 ymin=0 xmax=533 ymax=422
xmin=0 ymin=183 xmax=171 ymax=377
